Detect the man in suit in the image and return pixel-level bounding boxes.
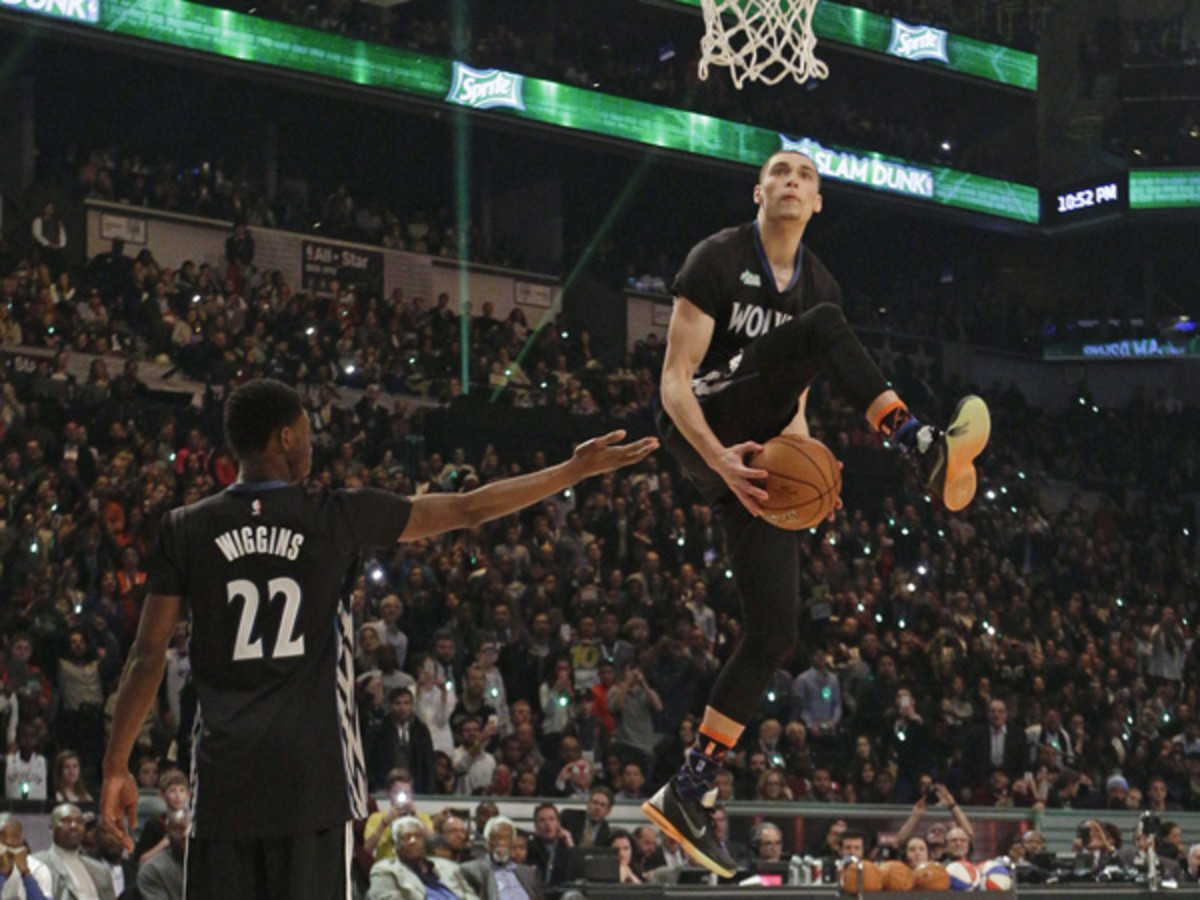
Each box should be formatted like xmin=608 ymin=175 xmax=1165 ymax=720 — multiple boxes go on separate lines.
xmin=33 ymin=804 xmax=117 ymax=900
xmin=526 ymin=804 xmax=572 ymax=888
xmin=461 ymin=816 xmax=543 ymax=900
xmin=560 ymin=788 xmax=614 ymax=849
xmin=368 ymin=688 xmax=436 ymax=794
xmin=712 ymin=806 xmax=749 ymax=870
xmin=369 ymin=816 xmax=478 ymax=899
xmin=964 ymin=698 xmax=1026 ymax=788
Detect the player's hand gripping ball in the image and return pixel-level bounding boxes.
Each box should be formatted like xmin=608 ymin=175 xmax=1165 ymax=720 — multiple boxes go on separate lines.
xmin=750 ymin=435 xmax=842 ymax=530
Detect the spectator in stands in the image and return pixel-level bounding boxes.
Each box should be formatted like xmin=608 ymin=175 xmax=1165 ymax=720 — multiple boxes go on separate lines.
xmin=0 ymin=812 xmax=53 ymax=898
xmin=964 ymin=699 xmax=1026 ymax=788
xmin=527 ymin=803 xmax=571 ymax=887
xmin=368 ymin=687 xmax=436 ymax=794
xmin=51 ymin=751 xmax=93 ymax=805
xmin=435 ymin=815 xmax=471 ymax=864
xmin=903 ymin=835 xmax=929 ymax=868
xmin=452 ymin=716 xmax=497 ymax=796
xmin=631 ymin=826 xmax=662 ymax=874
xmin=608 ymin=662 xmax=661 ymax=767
xmin=460 ymin=815 xmax=542 ymax=899
xmin=370 ymin=816 xmax=476 ymax=900
xmin=792 ymin=648 xmax=841 ymax=765
xmin=894 ymin=784 xmax=973 ymax=860
xmin=33 ymin=804 xmax=115 ymax=900
xmin=136 ymin=808 xmax=187 ymax=900
xmin=609 ymin=830 xmax=644 ymax=884
xmin=132 ymin=770 xmax=189 ymax=865
xmin=1184 ymin=843 xmax=1200 ymax=883
xmin=5 ymin=722 xmax=48 ymax=801
xmin=30 ymin=203 xmax=66 ymax=275
xmin=752 ymin=822 xmax=785 ymax=864
xmin=363 ymin=772 xmax=425 ymax=864
xmin=560 ymin=786 xmax=613 ymax=848
xmin=55 ymin=627 xmax=109 ymax=777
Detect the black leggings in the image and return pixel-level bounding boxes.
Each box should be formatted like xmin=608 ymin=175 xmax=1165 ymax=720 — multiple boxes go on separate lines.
xmin=658 ymin=302 xmax=890 ymax=718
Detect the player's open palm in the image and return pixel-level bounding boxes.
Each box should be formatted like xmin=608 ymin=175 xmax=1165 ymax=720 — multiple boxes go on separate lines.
xmin=572 ymin=430 xmax=659 ymax=477
xmin=713 ymin=441 xmax=769 ymax=516
xmin=100 ymin=768 xmax=140 ymax=853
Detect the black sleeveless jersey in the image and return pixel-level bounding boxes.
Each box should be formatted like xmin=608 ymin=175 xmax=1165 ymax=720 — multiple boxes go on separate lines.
xmin=671 ymin=221 xmax=842 ymax=393
xmin=145 ymin=483 xmax=411 ymax=839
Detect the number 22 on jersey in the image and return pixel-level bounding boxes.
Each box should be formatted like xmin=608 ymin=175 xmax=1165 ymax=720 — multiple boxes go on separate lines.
xmin=226 ymin=577 xmax=306 ymax=661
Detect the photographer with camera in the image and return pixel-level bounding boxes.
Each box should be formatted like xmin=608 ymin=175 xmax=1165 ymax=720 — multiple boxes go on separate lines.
xmin=1117 ymin=812 xmax=1182 ymax=884
xmin=893 ymin=781 xmax=974 ymax=858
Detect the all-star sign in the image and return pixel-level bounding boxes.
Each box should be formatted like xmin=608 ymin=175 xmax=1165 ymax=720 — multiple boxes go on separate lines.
xmin=887 ymin=20 xmax=949 ymax=64
xmin=780 ymin=135 xmax=935 ymax=199
xmin=446 ymin=62 xmax=525 ymax=112
xmin=1 ymin=0 xmax=99 ymax=23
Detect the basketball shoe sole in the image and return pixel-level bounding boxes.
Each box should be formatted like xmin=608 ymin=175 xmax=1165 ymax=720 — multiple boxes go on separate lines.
xmin=928 ymin=395 xmax=990 ymax=511
xmin=641 ymin=782 xmax=737 ymax=879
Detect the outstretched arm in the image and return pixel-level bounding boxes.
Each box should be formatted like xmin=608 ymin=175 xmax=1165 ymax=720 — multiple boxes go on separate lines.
xmin=400 ymin=430 xmax=658 ymax=542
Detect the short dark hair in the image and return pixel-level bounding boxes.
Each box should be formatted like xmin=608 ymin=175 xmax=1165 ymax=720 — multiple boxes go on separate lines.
xmin=223 ymin=378 xmax=303 ymax=460
xmin=388 ymin=687 xmax=414 ymax=704
xmin=533 ymin=802 xmax=559 ymax=823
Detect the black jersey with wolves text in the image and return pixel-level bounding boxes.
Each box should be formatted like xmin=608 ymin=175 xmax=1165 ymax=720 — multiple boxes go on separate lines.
xmin=672 ymin=222 xmax=842 ymax=391
xmin=145 ymin=484 xmax=411 ymax=840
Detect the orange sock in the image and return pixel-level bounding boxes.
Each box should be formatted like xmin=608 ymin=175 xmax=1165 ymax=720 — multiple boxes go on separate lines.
xmin=873 ymin=400 xmax=910 ymax=437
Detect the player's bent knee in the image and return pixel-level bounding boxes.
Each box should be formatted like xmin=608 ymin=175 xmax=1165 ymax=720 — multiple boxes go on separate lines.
xmin=804 ymin=301 xmax=849 ymax=338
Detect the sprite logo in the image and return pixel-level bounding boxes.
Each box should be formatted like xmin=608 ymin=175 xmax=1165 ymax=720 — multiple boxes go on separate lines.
xmin=446 ymin=62 xmax=525 ymax=111
xmin=887 ymin=20 xmax=949 ymax=64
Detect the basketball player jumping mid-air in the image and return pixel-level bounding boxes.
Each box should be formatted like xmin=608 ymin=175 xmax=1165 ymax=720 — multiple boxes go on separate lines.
xmin=100 ymin=378 xmax=658 ymax=900
xmin=642 ymin=149 xmax=990 ymax=876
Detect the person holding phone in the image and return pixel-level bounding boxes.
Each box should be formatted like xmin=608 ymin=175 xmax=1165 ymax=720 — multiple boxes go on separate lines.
xmin=892 ymin=782 xmax=974 ymax=856
xmin=363 ymin=772 xmax=430 ymax=863
xmin=609 ymin=664 xmax=663 ymax=766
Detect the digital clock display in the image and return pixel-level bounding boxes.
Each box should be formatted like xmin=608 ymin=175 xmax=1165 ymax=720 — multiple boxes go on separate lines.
xmin=1057 ymin=182 xmax=1120 ymax=213
xmin=1043 ymin=174 xmax=1128 ymax=223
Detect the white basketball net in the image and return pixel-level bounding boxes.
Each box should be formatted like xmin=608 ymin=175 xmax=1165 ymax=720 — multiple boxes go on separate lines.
xmin=698 ymin=0 xmax=830 ymax=89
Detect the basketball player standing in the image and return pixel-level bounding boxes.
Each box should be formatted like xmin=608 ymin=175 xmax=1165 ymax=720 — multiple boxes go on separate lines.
xmin=99 ymin=378 xmax=657 ymax=899
xmin=641 ymin=150 xmax=990 ymax=875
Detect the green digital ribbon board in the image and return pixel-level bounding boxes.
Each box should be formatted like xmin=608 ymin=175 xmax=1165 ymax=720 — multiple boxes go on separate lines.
xmin=670 ymin=0 xmax=1038 ymax=91
xmin=4 ymin=0 xmax=1038 ymax=221
xmin=1044 ymin=337 xmax=1200 ymax=361
xmin=1129 ymin=170 xmax=1200 ymax=210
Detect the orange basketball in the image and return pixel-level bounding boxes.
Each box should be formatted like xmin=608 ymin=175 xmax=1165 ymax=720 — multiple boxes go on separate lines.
xmin=751 ymin=434 xmax=841 ymax=530
xmin=841 ymin=860 xmax=883 ymax=894
xmin=879 ymin=860 xmax=916 ymax=891
xmin=913 ymin=861 xmax=951 ymax=890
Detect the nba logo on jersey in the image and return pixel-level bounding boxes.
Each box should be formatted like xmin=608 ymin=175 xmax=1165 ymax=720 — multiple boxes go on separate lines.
xmin=251 ymin=499 xmax=262 ymax=516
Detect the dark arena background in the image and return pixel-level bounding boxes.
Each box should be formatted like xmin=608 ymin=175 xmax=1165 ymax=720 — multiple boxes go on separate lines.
xmin=0 ymin=0 xmax=1198 ymax=897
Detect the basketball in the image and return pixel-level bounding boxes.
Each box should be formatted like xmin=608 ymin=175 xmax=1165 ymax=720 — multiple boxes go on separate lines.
xmin=840 ymin=860 xmax=882 ymax=893
xmin=980 ymin=858 xmax=1012 ymax=891
xmin=879 ymin=860 xmax=916 ymax=891
xmin=946 ymin=859 xmax=982 ymax=890
xmin=914 ymin=862 xmax=951 ymax=891
xmin=751 ymin=434 xmax=841 ymax=530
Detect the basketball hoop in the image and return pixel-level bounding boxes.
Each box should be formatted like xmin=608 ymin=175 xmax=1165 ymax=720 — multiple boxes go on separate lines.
xmin=698 ymin=0 xmax=830 ymax=89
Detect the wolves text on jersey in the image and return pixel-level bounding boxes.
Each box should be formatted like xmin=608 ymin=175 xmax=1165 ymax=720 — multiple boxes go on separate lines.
xmin=214 ymin=525 xmax=305 ymax=562
xmin=728 ymin=301 xmax=794 ymax=339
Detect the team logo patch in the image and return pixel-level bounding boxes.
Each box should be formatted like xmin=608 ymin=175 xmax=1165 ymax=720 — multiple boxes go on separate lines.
xmin=739 ymin=269 xmax=762 ymax=287
xmin=251 ymin=499 xmax=262 ymax=517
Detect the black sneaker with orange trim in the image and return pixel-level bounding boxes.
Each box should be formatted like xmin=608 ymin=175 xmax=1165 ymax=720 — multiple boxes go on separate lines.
xmin=641 ymin=779 xmax=736 ymax=878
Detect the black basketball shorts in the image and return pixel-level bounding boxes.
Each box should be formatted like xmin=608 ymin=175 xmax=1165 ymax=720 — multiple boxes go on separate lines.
xmin=185 ymin=822 xmax=351 ymax=900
